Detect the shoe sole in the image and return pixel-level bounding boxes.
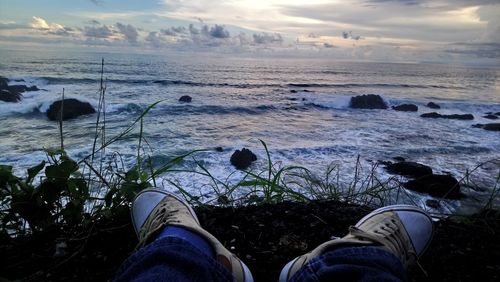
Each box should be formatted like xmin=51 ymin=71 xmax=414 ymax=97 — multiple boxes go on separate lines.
xmin=131 ymin=188 xmax=200 ymax=236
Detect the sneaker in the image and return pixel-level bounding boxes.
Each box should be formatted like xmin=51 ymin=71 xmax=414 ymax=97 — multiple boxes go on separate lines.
xmin=279 ymin=204 xmax=433 ymax=281
xmin=131 ymin=188 xmax=254 ymax=282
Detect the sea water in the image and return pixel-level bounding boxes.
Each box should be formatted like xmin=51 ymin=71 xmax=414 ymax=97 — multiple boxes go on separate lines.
xmin=1 ymin=48 xmax=499 ymax=214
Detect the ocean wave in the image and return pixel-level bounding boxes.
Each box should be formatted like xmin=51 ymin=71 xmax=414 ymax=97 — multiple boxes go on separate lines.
xmin=5 ymin=75 xmax=467 ymax=91
xmin=287 ymin=83 xmax=465 ymax=89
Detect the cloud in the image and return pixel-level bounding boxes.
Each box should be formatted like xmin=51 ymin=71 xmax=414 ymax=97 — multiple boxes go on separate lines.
xmin=145 ymin=31 xmax=164 ymax=47
xmin=446 ymin=42 xmax=500 ymax=58
xmin=115 ymin=22 xmax=139 ymax=43
xmin=0 ymin=22 xmax=28 ymax=30
xmin=342 ymin=31 xmax=361 ymax=40
xmin=31 ymin=17 xmax=50 ymax=30
xmin=84 ymin=24 xmax=113 ymax=38
xmin=87 ymin=19 xmax=101 ymax=25
xmin=204 ymin=24 xmax=230 ymax=38
xmin=89 ymin=0 xmax=104 ymax=5
xmin=161 ymin=26 xmax=187 ymax=36
xmin=253 ymin=33 xmax=283 ymax=44
xmin=31 ymin=17 xmax=73 ymax=36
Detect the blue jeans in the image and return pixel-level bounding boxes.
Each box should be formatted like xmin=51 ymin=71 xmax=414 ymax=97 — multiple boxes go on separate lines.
xmin=115 ymin=237 xmax=407 ymax=282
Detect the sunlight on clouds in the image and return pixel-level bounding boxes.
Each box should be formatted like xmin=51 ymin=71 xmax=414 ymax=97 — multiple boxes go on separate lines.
xmin=31 ymin=17 xmax=50 ymax=29
xmin=445 ymin=6 xmax=482 ymax=24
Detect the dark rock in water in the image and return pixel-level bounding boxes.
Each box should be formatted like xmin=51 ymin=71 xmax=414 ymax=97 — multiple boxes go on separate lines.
xmin=179 ymin=95 xmax=192 ymax=103
xmin=303 ymin=89 xmax=311 ymax=92
xmin=287 ymin=97 xmax=298 ymax=101
xmin=426 ymin=102 xmax=441 ymax=109
xmin=290 ymin=90 xmax=298 ymax=93
xmin=385 ymin=162 xmax=433 ymax=178
xmin=421 ymin=112 xmax=474 ymax=120
xmin=426 ymin=199 xmax=441 ymax=209
xmin=7 ymin=85 xmax=39 ymax=93
xmin=47 ymin=99 xmax=96 ymax=121
xmin=0 ymin=76 xmax=8 ymax=89
xmin=404 ymin=174 xmax=461 ymax=199
xmin=350 ymin=94 xmax=387 ymax=109
xmin=0 ymin=77 xmax=39 ymax=102
xmin=495 ymin=112 xmax=500 ymax=116
xmin=484 ymin=123 xmax=500 ymax=131
xmin=302 ymin=98 xmax=307 ymax=101
xmin=0 ymin=89 xmax=22 ymax=102
xmin=392 ymin=104 xmax=418 ymax=112
xmin=473 ymin=123 xmax=500 ymax=131
xmin=230 ymin=148 xmax=257 ymax=170
xmin=215 ymin=147 xmax=224 ymax=152
xmin=393 ymin=156 xmax=406 ymax=162
xmin=483 ymin=114 xmax=498 ymax=120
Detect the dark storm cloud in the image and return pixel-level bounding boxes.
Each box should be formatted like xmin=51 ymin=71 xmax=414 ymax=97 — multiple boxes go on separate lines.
xmin=115 ymin=22 xmax=139 ymax=43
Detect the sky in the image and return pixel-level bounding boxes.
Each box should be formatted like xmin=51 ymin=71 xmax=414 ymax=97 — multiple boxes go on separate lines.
xmin=0 ymin=0 xmax=499 ymax=64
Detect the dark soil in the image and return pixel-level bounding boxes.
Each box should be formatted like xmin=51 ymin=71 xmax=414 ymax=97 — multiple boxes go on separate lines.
xmin=1 ymin=200 xmax=499 ymax=281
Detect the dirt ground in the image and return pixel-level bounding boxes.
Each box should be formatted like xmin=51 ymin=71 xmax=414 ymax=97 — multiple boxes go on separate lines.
xmin=1 ymin=200 xmax=499 ymax=281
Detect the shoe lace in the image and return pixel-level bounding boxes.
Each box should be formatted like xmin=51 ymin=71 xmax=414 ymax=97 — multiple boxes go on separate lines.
xmin=136 ymin=200 xmax=180 ymax=249
xmin=349 ymin=218 xmax=418 ymax=267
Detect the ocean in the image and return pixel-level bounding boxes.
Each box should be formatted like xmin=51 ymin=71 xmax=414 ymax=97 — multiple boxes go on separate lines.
xmin=1 ymin=48 xmax=499 ymax=214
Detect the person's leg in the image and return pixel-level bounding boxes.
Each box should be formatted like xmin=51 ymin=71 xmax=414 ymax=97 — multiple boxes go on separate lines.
xmin=280 ymin=204 xmax=433 ymax=282
xmin=115 ymin=188 xmax=253 ymax=282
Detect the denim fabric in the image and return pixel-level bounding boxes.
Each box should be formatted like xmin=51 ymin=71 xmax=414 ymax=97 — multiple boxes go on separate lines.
xmin=289 ymin=246 xmax=407 ymax=282
xmin=157 ymin=226 xmax=214 ymax=258
xmin=114 ymin=237 xmax=234 ymax=282
xmin=115 ymin=237 xmax=406 ymax=282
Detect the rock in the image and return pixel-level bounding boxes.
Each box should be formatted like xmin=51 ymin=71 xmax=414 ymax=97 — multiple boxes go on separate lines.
xmin=404 ymin=174 xmax=461 ymax=199
xmin=385 ymin=162 xmax=433 ymax=178
xmin=290 ymin=90 xmax=298 ymax=93
xmin=46 ymin=99 xmax=96 ymax=121
xmin=287 ymin=97 xmax=298 ymax=101
xmin=215 ymin=147 xmax=224 ymax=152
xmin=473 ymin=123 xmax=500 ymax=131
xmin=230 ymin=148 xmax=257 ymax=170
xmin=0 ymin=77 xmax=39 ymax=103
xmin=421 ymin=112 xmax=474 ymax=120
xmin=484 ymin=123 xmax=500 ymax=131
xmin=350 ymin=94 xmax=387 ymax=109
xmin=0 ymin=89 xmax=22 ymax=102
xmin=495 ymin=112 xmax=500 ymax=116
xmin=392 ymin=104 xmax=418 ymax=112
xmin=483 ymin=114 xmax=498 ymax=120
xmin=7 ymin=85 xmax=39 ymax=93
xmin=426 ymin=102 xmax=441 ymax=109
xmin=179 ymin=95 xmax=192 ymax=103
xmin=0 ymin=76 xmax=8 ymax=89
xmin=393 ymin=156 xmax=406 ymax=162
xmin=426 ymin=199 xmax=441 ymax=209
